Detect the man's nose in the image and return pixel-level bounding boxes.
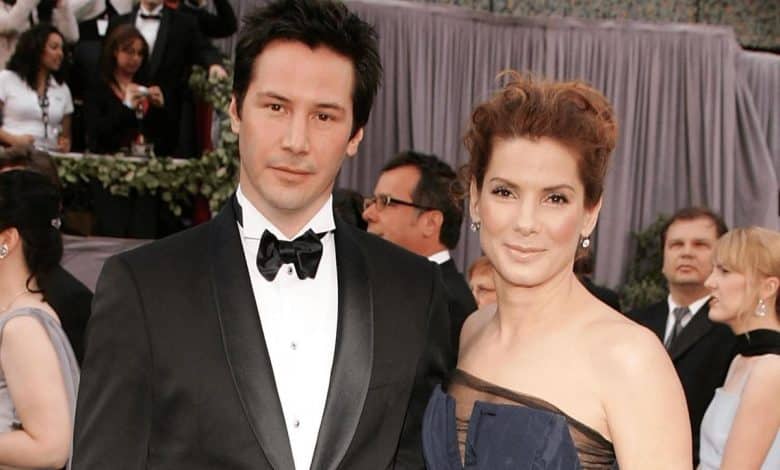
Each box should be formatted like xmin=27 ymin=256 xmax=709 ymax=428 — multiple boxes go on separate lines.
xmin=281 ymin=113 xmax=310 ymax=155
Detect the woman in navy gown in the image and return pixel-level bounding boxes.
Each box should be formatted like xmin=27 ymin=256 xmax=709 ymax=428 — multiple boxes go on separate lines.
xmin=422 ymin=73 xmax=692 ymax=469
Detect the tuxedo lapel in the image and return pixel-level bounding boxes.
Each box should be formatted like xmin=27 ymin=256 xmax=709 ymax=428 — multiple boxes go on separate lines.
xmin=147 ymin=8 xmax=171 ymax=77
xmin=669 ymin=304 xmax=714 ymax=361
xmin=309 ymin=218 xmax=374 ymax=470
xmin=208 ymin=202 xmax=294 ymax=470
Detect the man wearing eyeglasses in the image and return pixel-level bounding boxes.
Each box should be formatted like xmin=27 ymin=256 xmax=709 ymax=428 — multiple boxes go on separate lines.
xmin=363 ymin=151 xmax=477 ymax=358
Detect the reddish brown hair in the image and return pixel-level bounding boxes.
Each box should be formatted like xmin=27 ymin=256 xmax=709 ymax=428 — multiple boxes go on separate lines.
xmin=464 ymin=72 xmax=617 ymax=208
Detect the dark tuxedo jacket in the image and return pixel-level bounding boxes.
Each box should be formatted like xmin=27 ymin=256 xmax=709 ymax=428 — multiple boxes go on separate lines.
xmin=627 ymin=300 xmax=736 ymax=464
xmin=180 ymin=0 xmax=238 ymax=39
xmin=72 ymin=201 xmax=450 ymax=469
xmin=109 ymin=7 xmax=221 ymax=156
xmin=39 ymin=265 xmax=93 ymax=364
xmin=439 ymin=259 xmax=477 ymax=358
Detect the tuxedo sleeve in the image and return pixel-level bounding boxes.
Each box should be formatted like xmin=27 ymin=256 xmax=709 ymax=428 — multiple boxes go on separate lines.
xmin=72 ymin=256 xmax=153 ymax=469
xmin=394 ymin=265 xmax=452 ymax=469
xmin=189 ymin=18 xmax=222 ymax=67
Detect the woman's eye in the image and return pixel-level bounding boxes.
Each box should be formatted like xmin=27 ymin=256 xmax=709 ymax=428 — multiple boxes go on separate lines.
xmin=268 ymin=103 xmax=283 ymax=112
xmin=316 ymin=113 xmax=331 ymax=122
xmin=547 ymin=193 xmax=569 ymax=204
xmin=491 ymin=186 xmax=512 ymax=198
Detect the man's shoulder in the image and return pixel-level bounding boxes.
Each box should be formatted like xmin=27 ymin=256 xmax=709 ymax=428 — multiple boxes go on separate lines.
xmin=164 ymin=6 xmax=201 ymax=29
xmin=626 ymin=299 xmax=667 ymax=321
xmin=341 ymin=225 xmax=436 ymax=277
xmin=114 ymin=219 xmax=213 ymax=269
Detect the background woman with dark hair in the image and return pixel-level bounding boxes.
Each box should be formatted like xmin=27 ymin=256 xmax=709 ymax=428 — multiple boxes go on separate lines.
xmin=84 ymin=23 xmax=165 ymax=154
xmin=0 ymin=24 xmax=72 ymax=152
xmin=0 ymin=0 xmax=78 ymax=68
xmin=0 ymin=170 xmax=79 ymax=469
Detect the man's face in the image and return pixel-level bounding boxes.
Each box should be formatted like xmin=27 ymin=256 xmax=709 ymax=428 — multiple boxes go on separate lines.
xmin=363 ymin=165 xmax=427 ymax=254
xmin=229 ymin=40 xmax=363 ymax=232
xmin=662 ymin=217 xmax=719 ymax=289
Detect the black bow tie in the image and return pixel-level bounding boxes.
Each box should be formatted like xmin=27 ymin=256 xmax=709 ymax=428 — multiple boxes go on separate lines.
xmin=257 ymin=229 xmax=326 ymax=282
xmin=140 ymin=13 xmax=161 ymax=20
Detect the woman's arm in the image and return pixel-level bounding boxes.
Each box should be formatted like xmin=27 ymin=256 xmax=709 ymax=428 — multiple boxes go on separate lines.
xmin=58 ymin=113 xmax=72 ymax=152
xmin=600 ymin=324 xmax=693 ymax=469
xmin=0 ymin=0 xmax=38 ymax=34
xmin=0 ymin=316 xmax=72 ymax=469
xmin=720 ymin=357 xmax=780 ymax=469
xmin=51 ymin=0 xmax=79 ymax=43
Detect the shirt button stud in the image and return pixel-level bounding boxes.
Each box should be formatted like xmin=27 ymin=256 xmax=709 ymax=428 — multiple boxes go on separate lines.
xmin=287 ymin=266 xmax=294 ymax=275
xmin=294 ymin=419 xmax=300 ymax=428
xmin=290 ymin=342 xmax=297 ymax=350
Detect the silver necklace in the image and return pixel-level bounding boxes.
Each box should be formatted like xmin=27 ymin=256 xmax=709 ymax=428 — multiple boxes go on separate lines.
xmin=0 ymin=289 xmax=29 ymax=314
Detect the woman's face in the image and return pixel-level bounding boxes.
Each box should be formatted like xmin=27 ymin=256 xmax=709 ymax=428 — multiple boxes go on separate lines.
xmin=115 ymin=38 xmax=145 ymax=76
xmin=40 ymin=33 xmax=64 ymax=73
xmin=470 ymin=136 xmax=600 ymax=289
xmin=705 ymin=263 xmax=750 ymax=329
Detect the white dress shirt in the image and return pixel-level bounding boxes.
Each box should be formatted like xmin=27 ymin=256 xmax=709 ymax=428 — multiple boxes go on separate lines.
xmin=135 ymin=4 xmax=163 ymax=53
xmin=235 ymin=187 xmax=338 ymax=470
xmin=427 ymin=250 xmax=451 ymax=265
xmin=664 ymin=294 xmax=710 ymax=344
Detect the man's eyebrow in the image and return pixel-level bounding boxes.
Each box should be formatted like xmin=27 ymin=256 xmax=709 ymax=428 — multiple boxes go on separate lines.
xmin=255 ymin=91 xmax=290 ymax=102
xmin=315 ymin=102 xmax=346 ymax=113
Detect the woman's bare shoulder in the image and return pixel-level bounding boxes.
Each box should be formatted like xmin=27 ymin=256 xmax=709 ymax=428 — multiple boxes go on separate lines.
xmin=583 ymin=308 xmax=672 ymax=384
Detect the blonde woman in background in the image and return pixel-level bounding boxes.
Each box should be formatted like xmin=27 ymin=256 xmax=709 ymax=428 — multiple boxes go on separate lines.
xmin=699 ymin=226 xmax=780 ymax=469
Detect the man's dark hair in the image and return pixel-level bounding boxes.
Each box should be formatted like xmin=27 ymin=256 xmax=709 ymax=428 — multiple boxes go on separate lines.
xmin=333 ymin=188 xmax=368 ymax=231
xmin=232 ymin=0 xmax=382 ymax=137
xmin=382 ymin=151 xmax=464 ymax=249
xmin=660 ymin=206 xmax=728 ymax=249
xmin=7 ymin=23 xmax=66 ymax=88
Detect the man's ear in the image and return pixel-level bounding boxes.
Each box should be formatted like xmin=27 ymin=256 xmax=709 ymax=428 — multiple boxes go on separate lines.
xmin=422 ymin=210 xmax=444 ymax=238
xmin=581 ymin=197 xmax=603 ymax=239
xmin=346 ymin=128 xmax=364 ymax=157
xmin=228 ymin=95 xmax=241 ymax=134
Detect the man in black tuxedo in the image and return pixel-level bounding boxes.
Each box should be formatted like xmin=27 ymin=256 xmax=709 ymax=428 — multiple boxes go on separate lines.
xmin=109 ymin=0 xmax=226 ymax=157
xmin=363 ymin=151 xmax=477 ymax=363
xmin=73 ymin=1 xmax=449 ymax=468
xmin=627 ymin=207 xmax=736 ymax=465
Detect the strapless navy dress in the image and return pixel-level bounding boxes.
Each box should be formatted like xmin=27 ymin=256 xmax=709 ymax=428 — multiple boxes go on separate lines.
xmin=422 ymin=369 xmax=619 ymax=469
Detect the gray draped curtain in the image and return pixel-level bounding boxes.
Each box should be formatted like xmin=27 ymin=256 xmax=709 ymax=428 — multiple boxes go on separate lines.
xmin=221 ymin=0 xmax=778 ymax=287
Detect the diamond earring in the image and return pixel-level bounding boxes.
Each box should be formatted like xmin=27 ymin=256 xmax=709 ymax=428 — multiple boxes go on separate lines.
xmin=0 ymin=244 xmax=8 ymax=259
xmin=755 ymin=299 xmax=768 ymax=317
xmin=469 ymin=221 xmax=481 ymax=232
xmin=581 ymin=237 xmax=591 ymax=249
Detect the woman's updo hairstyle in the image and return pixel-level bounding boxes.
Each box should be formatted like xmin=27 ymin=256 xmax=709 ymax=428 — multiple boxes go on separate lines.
xmin=464 ymin=72 xmax=618 ymax=209
xmin=0 ymin=170 xmax=63 ymax=289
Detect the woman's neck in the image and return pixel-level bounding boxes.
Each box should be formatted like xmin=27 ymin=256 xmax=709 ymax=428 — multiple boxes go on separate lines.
xmin=0 ymin=271 xmax=38 ymax=314
xmin=732 ymin=311 xmax=780 ymax=335
xmin=493 ymin=268 xmax=582 ymax=340
xmin=114 ymin=71 xmax=134 ymax=87
xmin=36 ymin=69 xmax=50 ymax=94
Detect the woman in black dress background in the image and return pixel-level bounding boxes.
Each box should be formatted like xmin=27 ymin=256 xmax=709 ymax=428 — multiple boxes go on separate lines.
xmin=84 ymin=24 xmax=165 ymax=155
